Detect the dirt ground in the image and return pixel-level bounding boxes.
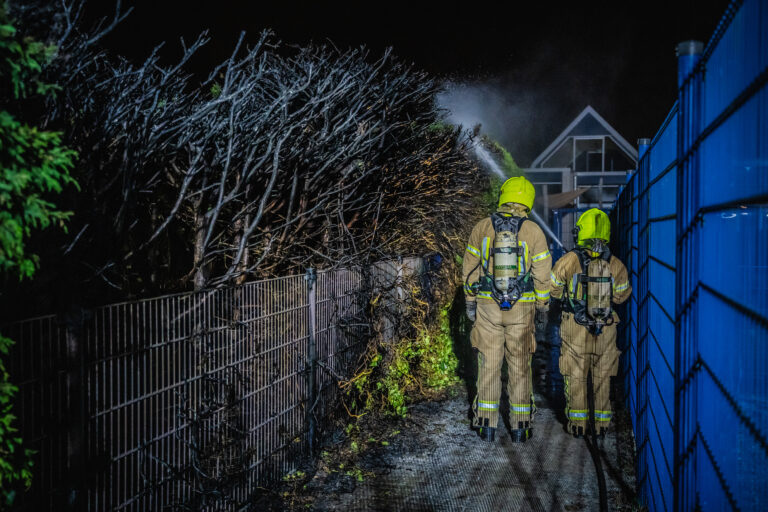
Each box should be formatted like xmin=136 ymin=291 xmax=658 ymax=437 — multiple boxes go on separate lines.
xmin=254 ymin=336 xmax=640 ymax=511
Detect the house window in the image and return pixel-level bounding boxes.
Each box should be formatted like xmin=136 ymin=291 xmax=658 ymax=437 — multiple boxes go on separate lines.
xmin=573 ymin=137 xmax=603 ymax=172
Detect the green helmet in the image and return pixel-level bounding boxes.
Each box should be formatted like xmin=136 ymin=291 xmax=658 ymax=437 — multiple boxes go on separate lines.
xmin=575 ymin=208 xmax=611 ymax=246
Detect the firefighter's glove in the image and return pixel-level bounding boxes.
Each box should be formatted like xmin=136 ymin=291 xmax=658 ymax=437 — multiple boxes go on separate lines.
xmin=466 ymin=301 xmax=477 ymax=322
xmin=535 ymin=303 xmax=549 ymax=325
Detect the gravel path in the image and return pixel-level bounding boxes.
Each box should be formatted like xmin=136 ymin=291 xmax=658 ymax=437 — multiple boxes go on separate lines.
xmin=261 ymin=328 xmax=639 ymax=511
xmin=299 ymin=387 xmax=637 ymax=511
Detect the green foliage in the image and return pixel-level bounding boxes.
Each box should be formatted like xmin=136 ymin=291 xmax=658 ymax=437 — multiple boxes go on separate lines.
xmin=0 ymin=11 xmax=58 ymax=100
xmin=0 ymin=2 xmax=77 ymax=280
xmin=417 ymin=307 xmax=459 ymax=389
xmin=210 ymin=82 xmax=222 ymax=99
xmin=0 ymin=333 xmax=32 ymax=506
xmin=0 ymin=112 xmax=77 ymax=278
xmin=344 ymin=467 xmax=365 ymax=482
xmin=477 ymin=139 xmax=524 ymax=214
xmin=427 ymin=121 xmax=451 ymax=133
xmin=481 ymin=174 xmax=504 ymax=214
xmin=0 ymin=2 xmax=77 ymax=504
xmin=281 ymin=470 xmax=305 ymax=481
xmin=349 ymin=301 xmax=461 ymax=418
xmin=492 ymin=141 xmax=524 ymax=177
xmin=380 ymin=347 xmax=410 ymax=416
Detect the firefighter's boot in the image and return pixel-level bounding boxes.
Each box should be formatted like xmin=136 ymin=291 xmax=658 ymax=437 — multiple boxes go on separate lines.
xmin=510 ymin=420 xmax=532 ymax=443
xmin=478 ymin=418 xmax=496 ymax=442
xmin=510 ymin=429 xmax=527 ymax=443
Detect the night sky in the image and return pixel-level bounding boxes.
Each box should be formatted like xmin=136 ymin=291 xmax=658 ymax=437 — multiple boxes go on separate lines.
xmin=99 ymin=0 xmax=730 ymax=165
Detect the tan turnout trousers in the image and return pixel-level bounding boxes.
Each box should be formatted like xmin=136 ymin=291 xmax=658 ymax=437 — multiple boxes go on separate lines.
xmin=559 ymin=316 xmax=619 ymax=431
xmin=462 ymin=204 xmax=552 ymax=430
xmin=550 ymin=251 xmax=631 ymax=432
xmin=471 ymin=301 xmax=536 ymax=429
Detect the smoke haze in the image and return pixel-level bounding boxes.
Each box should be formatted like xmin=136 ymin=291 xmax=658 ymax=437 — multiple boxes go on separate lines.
xmin=437 ymin=42 xmax=630 ymax=167
xmin=438 ymin=79 xmax=547 ymax=167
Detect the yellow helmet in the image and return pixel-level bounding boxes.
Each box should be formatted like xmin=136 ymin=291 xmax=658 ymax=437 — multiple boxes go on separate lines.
xmin=498 ymin=176 xmax=535 ymax=210
xmin=575 ymin=208 xmax=611 ymax=245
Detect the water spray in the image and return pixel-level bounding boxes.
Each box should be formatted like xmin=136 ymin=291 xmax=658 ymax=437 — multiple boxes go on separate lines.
xmin=529 ymin=210 xmax=565 ymax=250
xmin=472 ymin=142 xmax=566 ymax=250
xmin=472 ymin=143 xmax=506 ymax=180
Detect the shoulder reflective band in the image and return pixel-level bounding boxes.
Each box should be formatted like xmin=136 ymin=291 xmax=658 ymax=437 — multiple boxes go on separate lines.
xmin=613 ymin=281 xmax=629 ymax=292
xmin=478 ymin=400 xmax=499 ymax=410
xmin=568 ymin=410 xmax=588 ymax=419
xmin=535 ymin=288 xmax=550 ymax=300
xmin=481 ymin=237 xmax=489 ymax=269
xmin=550 ymin=272 xmax=565 ymax=287
xmin=511 ymin=403 xmax=531 ymax=413
xmin=466 ymin=244 xmax=480 ymax=258
xmin=595 ymin=410 xmax=612 ymax=421
xmin=520 ymin=241 xmax=528 ymax=273
xmin=532 ymin=250 xmax=551 ymax=262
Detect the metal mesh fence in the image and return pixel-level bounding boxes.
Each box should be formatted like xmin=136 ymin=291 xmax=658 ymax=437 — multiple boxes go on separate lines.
xmin=612 ymin=1 xmax=768 ymax=509
xmin=5 ymin=258 xmax=422 ymax=511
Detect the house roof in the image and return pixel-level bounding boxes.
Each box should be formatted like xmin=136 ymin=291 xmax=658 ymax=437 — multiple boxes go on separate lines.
xmin=530 ymin=106 xmax=638 ymax=168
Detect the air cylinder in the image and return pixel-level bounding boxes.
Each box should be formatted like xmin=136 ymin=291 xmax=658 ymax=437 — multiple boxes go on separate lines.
xmin=493 ymin=230 xmax=518 ymax=292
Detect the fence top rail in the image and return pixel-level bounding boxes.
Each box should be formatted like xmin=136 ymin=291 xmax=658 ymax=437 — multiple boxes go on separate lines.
xmin=612 ymin=100 xmax=680 ymax=210
xmin=647 ymin=101 xmax=679 ymax=153
xmin=2 ymin=312 xmax=58 ymax=325
xmin=700 ymin=0 xmax=745 ymax=63
xmin=0 ymin=281 xmax=290 ymax=330
xmin=3 ymin=258 xmax=422 ymax=329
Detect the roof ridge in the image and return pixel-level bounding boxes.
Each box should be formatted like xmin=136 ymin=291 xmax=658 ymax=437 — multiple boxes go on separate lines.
xmin=530 ymin=106 xmax=638 ymax=168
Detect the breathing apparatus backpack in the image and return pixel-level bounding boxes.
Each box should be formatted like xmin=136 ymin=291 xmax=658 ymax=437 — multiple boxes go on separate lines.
xmin=466 ymin=213 xmax=534 ymax=311
xmin=563 ymin=240 xmax=614 ymax=334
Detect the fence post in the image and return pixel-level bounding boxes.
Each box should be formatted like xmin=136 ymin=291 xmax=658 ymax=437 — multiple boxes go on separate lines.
xmin=396 ymin=256 xmax=404 ymax=315
xmin=305 ymin=268 xmax=318 ymax=454
xmin=674 ymin=39 xmax=703 ymax=512
xmin=637 ymin=138 xmax=651 ymax=160
xmin=62 ymin=308 xmax=87 ymax=510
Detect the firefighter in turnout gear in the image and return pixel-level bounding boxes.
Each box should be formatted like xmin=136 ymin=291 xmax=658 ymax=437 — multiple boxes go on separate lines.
xmin=463 ymin=176 xmax=552 ymax=442
xmin=550 ymin=208 xmax=631 ymax=439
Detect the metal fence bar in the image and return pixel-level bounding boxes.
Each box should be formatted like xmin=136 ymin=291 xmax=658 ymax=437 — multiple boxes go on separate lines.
xmin=306 ymin=268 xmax=317 ymax=454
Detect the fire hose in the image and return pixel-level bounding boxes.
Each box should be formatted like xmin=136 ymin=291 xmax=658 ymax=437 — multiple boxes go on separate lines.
xmin=586 ymin=368 xmax=608 ymax=512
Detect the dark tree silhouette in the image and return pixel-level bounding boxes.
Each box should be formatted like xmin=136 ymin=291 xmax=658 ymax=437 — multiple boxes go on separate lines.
xmin=7 ymin=0 xmax=484 ymax=310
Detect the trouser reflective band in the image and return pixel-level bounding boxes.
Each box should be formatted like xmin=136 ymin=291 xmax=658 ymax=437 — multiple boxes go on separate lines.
xmin=511 ymin=403 xmax=531 ymax=413
xmin=595 ymin=410 xmax=612 ymax=421
xmin=478 ymin=400 xmax=499 ymax=410
xmin=568 ymin=410 xmax=588 ymax=419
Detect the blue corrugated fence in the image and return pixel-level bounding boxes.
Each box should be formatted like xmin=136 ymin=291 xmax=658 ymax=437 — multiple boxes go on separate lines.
xmin=612 ymin=1 xmax=768 ymax=510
